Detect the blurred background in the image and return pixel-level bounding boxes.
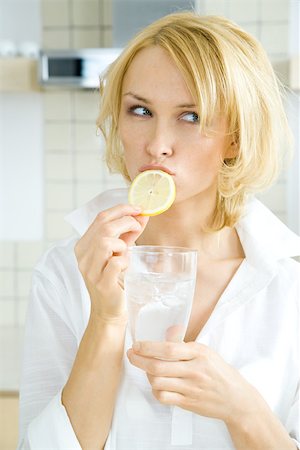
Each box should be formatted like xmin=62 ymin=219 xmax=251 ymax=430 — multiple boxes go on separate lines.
xmin=0 ymin=0 xmax=299 ymax=448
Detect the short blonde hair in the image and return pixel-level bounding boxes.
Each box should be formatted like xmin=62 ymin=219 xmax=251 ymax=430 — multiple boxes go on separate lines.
xmin=97 ymin=11 xmax=292 ymax=230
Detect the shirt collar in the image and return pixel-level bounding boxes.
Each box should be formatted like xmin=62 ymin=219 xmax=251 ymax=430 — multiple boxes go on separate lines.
xmin=235 ymin=196 xmax=300 ymax=266
xmin=65 ymin=188 xmax=129 ymax=237
xmin=65 ymin=189 xmax=300 ymax=264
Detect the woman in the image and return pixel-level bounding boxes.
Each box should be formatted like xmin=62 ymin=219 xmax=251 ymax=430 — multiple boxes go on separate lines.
xmin=18 ymin=12 xmax=299 ymax=450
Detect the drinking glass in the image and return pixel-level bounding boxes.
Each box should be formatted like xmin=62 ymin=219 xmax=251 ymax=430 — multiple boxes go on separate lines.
xmin=124 ymin=246 xmax=197 ymax=342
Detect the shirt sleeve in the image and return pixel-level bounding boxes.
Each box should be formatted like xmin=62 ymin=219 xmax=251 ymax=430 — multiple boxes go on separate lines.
xmin=17 ymin=270 xmax=81 ymax=449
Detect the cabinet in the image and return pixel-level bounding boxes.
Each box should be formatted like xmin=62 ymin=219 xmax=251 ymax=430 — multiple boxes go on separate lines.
xmin=0 ymin=58 xmax=40 ymax=92
xmin=0 ymin=394 xmax=19 ymax=450
xmin=112 ymin=0 xmax=194 ymax=46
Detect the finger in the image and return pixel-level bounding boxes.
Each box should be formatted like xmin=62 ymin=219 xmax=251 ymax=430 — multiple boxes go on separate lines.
xmin=92 ymin=204 xmax=142 ymax=227
xmin=102 ymin=254 xmax=129 ymax=285
xmin=127 ymin=349 xmax=189 ymax=377
xmin=82 ymin=204 xmax=142 ymax=241
xmin=152 ymin=390 xmax=185 ymax=407
xmin=165 ymin=325 xmax=186 ymax=342
xmin=147 ymin=374 xmax=190 ymax=395
xmin=89 ymin=255 xmax=129 ymax=305
xmin=134 ymin=214 xmax=150 ymax=229
xmin=100 ymin=215 xmax=143 ymax=239
xmin=77 ymin=237 xmax=127 ymax=275
xmin=98 ymin=237 xmax=127 ymax=256
xmin=121 ymin=215 xmax=149 ymax=246
xmin=131 ymin=341 xmax=199 ymax=361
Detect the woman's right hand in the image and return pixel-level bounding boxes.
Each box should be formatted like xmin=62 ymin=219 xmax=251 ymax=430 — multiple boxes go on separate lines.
xmin=74 ymin=204 xmax=149 ymax=322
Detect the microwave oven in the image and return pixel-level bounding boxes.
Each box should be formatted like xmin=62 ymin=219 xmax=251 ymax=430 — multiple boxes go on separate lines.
xmin=39 ymin=48 xmax=122 ymax=88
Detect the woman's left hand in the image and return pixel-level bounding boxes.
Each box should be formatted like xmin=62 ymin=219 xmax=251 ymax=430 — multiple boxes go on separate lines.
xmin=127 ymin=341 xmax=260 ymax=425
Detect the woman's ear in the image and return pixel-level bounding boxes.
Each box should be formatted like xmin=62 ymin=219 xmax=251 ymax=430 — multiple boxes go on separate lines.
xmin=225 ymin=139 xmax=238 ymax=159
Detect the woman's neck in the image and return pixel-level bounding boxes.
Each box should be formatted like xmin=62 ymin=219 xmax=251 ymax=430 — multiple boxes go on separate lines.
xmin=136 ymin=193 xmax=245 ymax=261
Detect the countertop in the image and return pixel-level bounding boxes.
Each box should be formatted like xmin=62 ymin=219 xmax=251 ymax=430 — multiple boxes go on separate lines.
xmin=0 ymin=326 xmax=24 ymax=392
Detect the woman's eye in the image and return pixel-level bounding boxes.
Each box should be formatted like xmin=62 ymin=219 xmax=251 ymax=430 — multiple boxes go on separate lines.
xmin=181 ymin=112 xmax=199 ymax=123
xmin=129 ymin=105 xmax=152 ymax=117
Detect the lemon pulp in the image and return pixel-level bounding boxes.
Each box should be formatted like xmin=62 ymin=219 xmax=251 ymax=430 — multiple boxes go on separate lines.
xmin=128 ymin=170 xmax=176 ymax=216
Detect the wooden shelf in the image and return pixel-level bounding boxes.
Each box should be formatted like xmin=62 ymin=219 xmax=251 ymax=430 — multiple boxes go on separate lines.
xmin=0 ymin=58 xmax=40 ymax=92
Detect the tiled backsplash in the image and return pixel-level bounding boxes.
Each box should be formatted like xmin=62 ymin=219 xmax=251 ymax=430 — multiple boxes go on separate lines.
xmin=43 ymin=90 xmax=126 ymax=243
xmin=42 ymin=0 xmax=113 ymax=48
xmin=0 ymin=0 xmax=298 ymax=327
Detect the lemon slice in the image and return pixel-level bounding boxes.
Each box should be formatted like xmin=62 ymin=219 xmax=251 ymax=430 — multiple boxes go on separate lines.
xmin=128 ymin=170 xmax=176 ymax=216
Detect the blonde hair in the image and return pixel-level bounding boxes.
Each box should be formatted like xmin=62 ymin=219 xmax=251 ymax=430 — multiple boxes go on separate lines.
xmin=96 ymin=11 xmax=292 ymax=230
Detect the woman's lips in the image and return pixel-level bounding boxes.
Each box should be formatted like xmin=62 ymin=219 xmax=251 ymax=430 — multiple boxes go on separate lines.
xmin=139 ymin=164 xmax=175 ymax=175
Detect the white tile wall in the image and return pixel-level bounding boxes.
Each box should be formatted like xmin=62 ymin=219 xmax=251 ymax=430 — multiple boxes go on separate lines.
xmin=44 ymin=92 xmax=72 ymax=121
xmin=100 ymin=0 xmax=113 ymax=27
xmin=72 ymin=29 xmax=101 ymax=48
xmin=16 ymin=300 xmax=29 ymax=326
xmin=260 ymin=22 xmax=289 ymax=55
xmin=45 ymin=154 xmax=74 ymax=181
xmin=256 ymin=182 xmax=286 ymax=214
xmin=101 ymin=27 xmax=113 ymax=46
xmin=15 ymin=242 xmax=44 ymax=269
xmin=42 ymin=30 xmax=71 ymax=49
xmin=45 ymin=123 xmax=72 ymax=151
xmin=227 ymin=0 xmax=260 ymax=23
xmin=15 ymin=272 xmax=32 ymax=299
xmin=75 ymin=182 xmax=105 ymax=205
xmin=261 ymin=0 xmax=290 ymax=21
xmin=74 ymin=123 xmax=100 ymax=151
xmin=0 ymin=243 xmax=14 ymax=269
xmin=240 ymin=23 xmax=260 ymax=40
xmin=72 ymin=1 xmax=100 ymax=26
xmin=42 ymin=1 xmax=70 ymax=27
xmin=74 ymin=153 xmax=104 ymax=180
xmin=0 ymin=0 xmax=296 ymax=328
xmin=202 ymin=0 xmax=228 ymax=16
xmin=46 ymin=211 xmax=74 ymax=241
xmin=0 ymin=301 xmax=16 ymax=326
xmin=74 ymin=91 xmax=100 ymax=121
xmin=103 ymin=171 xmax=127 ymax=190
xmin=0 ymin=272 xmax=15 ymax=298
xmin=46 ymin=182 xmax=74 ymax=210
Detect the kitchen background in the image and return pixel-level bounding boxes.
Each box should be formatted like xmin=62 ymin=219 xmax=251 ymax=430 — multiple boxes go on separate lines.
xmin=0 ymin=0 xmax=299 ymax=448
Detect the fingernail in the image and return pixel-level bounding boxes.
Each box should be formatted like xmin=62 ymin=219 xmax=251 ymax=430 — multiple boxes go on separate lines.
xmin=133 ymin=341 xmax=140 ymax=351
xmin=132 ymin=206 xmax=142 ymax=212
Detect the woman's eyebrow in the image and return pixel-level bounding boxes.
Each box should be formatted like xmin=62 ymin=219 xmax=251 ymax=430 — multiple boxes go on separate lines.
xmin=176 ymin=103 xmax=197 ymax=108
xmin=123 ymin=92 xmax=197 ymax=109
xmin=123 ymin=92 xmax=152 ymax=104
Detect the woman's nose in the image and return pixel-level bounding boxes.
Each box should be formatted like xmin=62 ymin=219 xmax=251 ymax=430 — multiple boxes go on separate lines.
xmin=145 ymin=124 xmax=174 ymax=159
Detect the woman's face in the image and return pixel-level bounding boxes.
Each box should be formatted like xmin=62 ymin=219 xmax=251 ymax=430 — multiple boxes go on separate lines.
xmin=118 ymin=45 xmax=232 ymax=204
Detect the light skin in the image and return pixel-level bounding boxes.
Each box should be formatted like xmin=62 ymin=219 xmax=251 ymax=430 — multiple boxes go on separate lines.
xmin=120 ymin=49 xmax=233 ymax=221
xmin=62 ymin=45 xmax=296 ymax=450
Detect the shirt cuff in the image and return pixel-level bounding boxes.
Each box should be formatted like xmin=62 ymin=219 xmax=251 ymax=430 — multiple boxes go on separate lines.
xmin=27 ymin=390 xmax=81 ymax=450
xmin=291 ymin=438 xmax=300 ymax=449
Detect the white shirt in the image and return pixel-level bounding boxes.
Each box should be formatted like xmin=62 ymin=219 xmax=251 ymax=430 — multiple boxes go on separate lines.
xmin=18 ymin=189 xmax=300 ymax=450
